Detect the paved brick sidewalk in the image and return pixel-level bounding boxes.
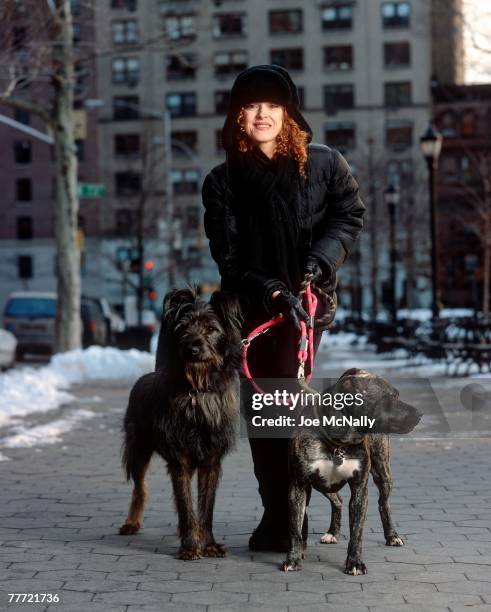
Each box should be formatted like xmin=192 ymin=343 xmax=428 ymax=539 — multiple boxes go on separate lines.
xmin=1 ymin=373 xmax=491 ymax=612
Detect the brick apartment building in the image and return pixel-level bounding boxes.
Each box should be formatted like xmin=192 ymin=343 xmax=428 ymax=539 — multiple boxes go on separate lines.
xmin=433 ymin=83 xmax=491 ymax=310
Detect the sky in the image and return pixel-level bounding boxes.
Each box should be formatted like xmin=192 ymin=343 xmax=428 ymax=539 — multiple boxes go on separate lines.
xmin=463 ymin=0 xmax=491 ymax=83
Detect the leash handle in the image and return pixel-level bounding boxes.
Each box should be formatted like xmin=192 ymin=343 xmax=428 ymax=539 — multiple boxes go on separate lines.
xmin=297 ymin=284 xmax=317 ymax=381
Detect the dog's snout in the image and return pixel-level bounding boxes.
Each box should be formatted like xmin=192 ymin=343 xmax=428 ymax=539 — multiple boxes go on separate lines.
xmin=190 ymin=344 xmax=201 ymax=356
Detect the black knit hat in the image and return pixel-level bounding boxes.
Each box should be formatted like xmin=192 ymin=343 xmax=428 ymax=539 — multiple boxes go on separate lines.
xmin=221 ymin=64 xmax=313 ymax=151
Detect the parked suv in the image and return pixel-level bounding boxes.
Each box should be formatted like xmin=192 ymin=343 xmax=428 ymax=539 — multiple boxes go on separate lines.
xmin=3 ymin=292 xmax=110 ymax=359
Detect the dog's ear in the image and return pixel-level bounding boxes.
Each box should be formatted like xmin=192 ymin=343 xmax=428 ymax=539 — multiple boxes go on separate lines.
xmin=162 ymin=287 xmax=197 ymax=326
xmin=209 ymin=290 xmax=243 ymax=340
xmin=155 ymin=288 xmax=197 ymax=371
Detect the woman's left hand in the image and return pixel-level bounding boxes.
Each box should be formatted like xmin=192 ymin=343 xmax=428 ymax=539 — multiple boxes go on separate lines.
xmin=302 ymin=256 xmax=323 ymax=288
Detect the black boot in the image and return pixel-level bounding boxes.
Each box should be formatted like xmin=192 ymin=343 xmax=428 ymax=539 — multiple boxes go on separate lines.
xmin=248 ymin=508 xmax=289 ymax=552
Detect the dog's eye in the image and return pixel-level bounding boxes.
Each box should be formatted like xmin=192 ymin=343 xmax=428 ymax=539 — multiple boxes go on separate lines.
xmin=207 ymin=325 xmax=216 ymax=333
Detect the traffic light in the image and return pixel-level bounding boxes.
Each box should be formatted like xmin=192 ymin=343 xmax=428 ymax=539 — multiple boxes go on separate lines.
xmin=144 ymin=260 xmax=157 ymax=301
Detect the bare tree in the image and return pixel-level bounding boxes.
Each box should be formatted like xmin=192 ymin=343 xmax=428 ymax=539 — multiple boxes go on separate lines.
xmin=0 ymin=0 xmax=81 ymax=352
xmin=451 ymin=150 xmax=491 ymax=317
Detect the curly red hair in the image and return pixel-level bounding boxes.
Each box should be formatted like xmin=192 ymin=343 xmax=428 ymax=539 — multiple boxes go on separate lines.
xmin=235 ymin=107 xmax=309 ymax=178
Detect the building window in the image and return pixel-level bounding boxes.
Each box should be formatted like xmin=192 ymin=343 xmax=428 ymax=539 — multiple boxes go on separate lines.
xmin=16 ymin=178 xmax=32 ymax=201
xmin=166 ymin=54 xmax=196 ymax=80
xmin=212 ymin=13 xmax=247 ymax=38
xmin=325 ymin=122 xmax=356 ymax=151
xmin=17 ymin=217 xmax=33 ymax=240
xmin=437 ymin=111 xmax=458 ymax=138
xmin=386 ymin=119 xmax=413 ymax=150
xmin=71 ymin=0 xmax=81 ymax=16
xmin=460 ymin=155 xmax=480 ymax=185
xmin=13 ymin=27 xmax=27 ymax=49
xmin=111 ymin=0 xmax=137 ymax=10
xmin=74 ymin=62 xmax=87 ymax=97
xmin=14 ymin=140 xmax=31 ymax=164
xmin=269 ymin=9 xmax=303 ymax=34
xmin=382 ymin=2 xmax=411 ymax=28
xmin=384 ymin=42 xmax=410 ymax=67
xmin=112 ymin=19 xmax=138 ymax=44
xmin=324 ymin=84 xmax=354 ymax=112
xmin=164 ymin=14 xmax=196 ymax=40
xmin=112 ymin=57 xmax=140 ymax=85
xmin=324 ymin=45 xmax=353 ymax=71
xmin=321 ymin=5 xmax=353 ymax=30
xmin=461 ymin=109 xmax=476 ymax=137
xmin=186 ymin=205 xmax=201 ymax=230
xmin=171 ymin=169 xmax=200 ymax=195
xmin=115 ymin=171 xmax=141 ymax=196
xmin=171 ymin=131 xmax=198 ymax=155
xmin=297 ymin=86 xmax=305 ymax=109
xmin=15 ymin=109 xmax=30 ymax=125
xmin=214 ymin=90 xmax=230 ymax=114
xmin=166 ymin=92 xmax=197 ymax=118
xmin=18 ymin=255 xmax=33 ymax=279
xmin=440 ymin=155 xmax=459 ymax=184
xmin=214 ymin=50 xmax=248 ymax=77
xmin=113 ymin=95 xmax=139 ymax=119
xmin=270 ymin=48 xmax=303 ymax=71
xmin=114 ymin=133 xmax=140 ymax=156
xmin=385 ymin=81 xmax=411 ymax=107
xmin=73 ymin=23 xmax=82 ymax=44
xmin=115 ymin=208 xmax=136 ymax=236
xmin=386 ymin=158 xmax=414 ymax=186
xmin=75 ymin=139 xmax=84 ymax=162
xmin=215 ymin=129 xmax=223 ymax=153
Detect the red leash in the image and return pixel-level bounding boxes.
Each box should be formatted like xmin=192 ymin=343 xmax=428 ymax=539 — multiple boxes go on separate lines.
xmin=241 ymin=285 xmax=318 ymax=398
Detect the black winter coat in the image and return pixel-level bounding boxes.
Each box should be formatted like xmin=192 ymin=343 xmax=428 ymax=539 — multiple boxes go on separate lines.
xmin=202 ymin=143 xmax=365 ymax=330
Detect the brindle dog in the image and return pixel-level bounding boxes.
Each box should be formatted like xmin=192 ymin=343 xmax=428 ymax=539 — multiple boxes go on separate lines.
xmin=282 ymin=368 xmax=422 ymax=575
xmin=119 ymin=287 xmax=242 ymax=560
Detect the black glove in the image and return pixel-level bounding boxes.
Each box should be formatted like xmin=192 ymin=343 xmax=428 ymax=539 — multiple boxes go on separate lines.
xmin=303 ymin=257 xmax=323 ymax=287
xmin=268 ymin=288 xmax=309 ymax=332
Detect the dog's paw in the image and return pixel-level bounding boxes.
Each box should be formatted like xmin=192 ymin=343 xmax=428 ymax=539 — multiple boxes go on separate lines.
xmin=386 ymin=535 xmax=404 ymax=546
xmin=119 ymin=521 xmax=140 ymax=535
xmin=281 ymin=557 xmax=303 ymax=572
xmin=344 ymin=558 xmax=367 ymax=576
xmin=203 ymin=543 xmax=227 ymax=558
xmin=178 ymin=546 xmax=203 ymax=561
xmin=320 ymin=532 xmax=337 ymax=544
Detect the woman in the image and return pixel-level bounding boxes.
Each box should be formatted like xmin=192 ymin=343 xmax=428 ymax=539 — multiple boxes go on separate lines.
xmin=202 ymin=64 xmax=365 ymax=551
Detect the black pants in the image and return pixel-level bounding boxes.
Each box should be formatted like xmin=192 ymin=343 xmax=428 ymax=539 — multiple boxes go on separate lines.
xmin=241 ymin=314 xmax=324 ymax=523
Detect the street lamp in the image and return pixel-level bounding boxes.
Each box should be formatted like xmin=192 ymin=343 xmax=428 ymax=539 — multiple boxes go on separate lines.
xmin=420 ymin=123 xmax=443 ymax=319
xmin=384 ymin=184 xmax=400 ymax=321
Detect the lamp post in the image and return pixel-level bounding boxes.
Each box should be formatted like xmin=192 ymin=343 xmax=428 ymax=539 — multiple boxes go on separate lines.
xmin=384 ymin=184 xmax=400 ymax=321
xmin=419 ymin=123 xmax=443 ymax=319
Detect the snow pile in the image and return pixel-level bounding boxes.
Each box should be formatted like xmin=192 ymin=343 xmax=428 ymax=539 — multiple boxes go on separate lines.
xmin=2 ymin=409 xmax=96 ymax=449
xmin=0 ymin=367 xmax=74 ymax=427
xmin=49 ymin=346 xmax=154 ymax=384
xmin=0 ymin=346 xmax=154 ymax=427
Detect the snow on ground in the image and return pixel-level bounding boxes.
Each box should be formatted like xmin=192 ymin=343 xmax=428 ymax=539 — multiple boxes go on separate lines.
xmin=2 ymin=409 xmax=96 ymax=450
xmin=0 ymin=346 xmax=155 ymax=450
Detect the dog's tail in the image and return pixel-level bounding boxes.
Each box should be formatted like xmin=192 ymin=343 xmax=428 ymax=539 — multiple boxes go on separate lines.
xmin=121 ymin=373 xmax=155 ymax=482
xmin=121 ymin=422 xmax=136 ymax=482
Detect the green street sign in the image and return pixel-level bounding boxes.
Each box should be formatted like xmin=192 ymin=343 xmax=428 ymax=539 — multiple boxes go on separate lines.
xmin=78 ymin=183 xmax=106 ymax=198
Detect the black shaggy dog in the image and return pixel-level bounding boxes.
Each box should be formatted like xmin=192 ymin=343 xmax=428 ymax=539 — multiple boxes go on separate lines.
xmin=119 ymin=287 xmax=243 ymax=560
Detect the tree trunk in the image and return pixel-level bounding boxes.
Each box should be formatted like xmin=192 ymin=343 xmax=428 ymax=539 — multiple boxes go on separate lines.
xmin=53 ymin=0 xmax=81 ymax=352
xmin=482 ymin=154 xmax=491 ymax=320
xmin=367 ymin=140 xmax=379 ymax=317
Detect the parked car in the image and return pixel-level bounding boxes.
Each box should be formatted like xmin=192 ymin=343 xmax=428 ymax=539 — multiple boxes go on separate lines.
xmin=3 ymin=292 xmax=111 ymax=359
xmin=3 ymin=292 xmax=57 ymax=360
xmin=0 ymin=329 xmax=17 ymax=370
xmin=85 ymin=296 xmax=125 ymax=345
